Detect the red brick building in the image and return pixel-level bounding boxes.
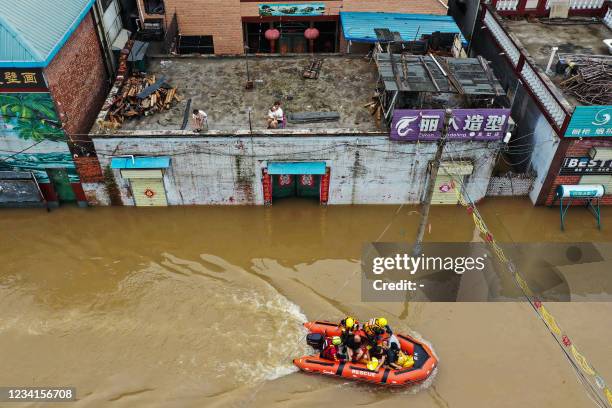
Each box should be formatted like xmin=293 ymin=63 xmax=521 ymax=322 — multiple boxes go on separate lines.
xmin=0 ymin=0 xmax=112 ymax=206
xmin=135 ymin=0 xmax=448 ymax=55
xmin=544 ymin=139 xmax=612 ymax=206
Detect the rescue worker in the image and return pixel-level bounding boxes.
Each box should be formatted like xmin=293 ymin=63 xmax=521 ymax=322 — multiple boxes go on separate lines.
xmin=387 ymin=342 xmax=414 ymax=369
xmin=321 ymin=336 xmax=344 ymax=361
xmin=338 ymin=316 xmax=358 ymax=343
xmin=363 ymin=317 xmax=390 ymax=346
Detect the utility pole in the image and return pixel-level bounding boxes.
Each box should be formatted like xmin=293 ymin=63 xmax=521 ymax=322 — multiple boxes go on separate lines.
xmin=413 ymin=108 xmax=453 ymax=256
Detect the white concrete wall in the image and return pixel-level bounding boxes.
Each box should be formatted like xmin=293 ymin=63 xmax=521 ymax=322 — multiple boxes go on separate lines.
xmin=91 ymin=135 xmax=499 ymax=205
xmin=528 ymin=115 xmax=560 ymax=203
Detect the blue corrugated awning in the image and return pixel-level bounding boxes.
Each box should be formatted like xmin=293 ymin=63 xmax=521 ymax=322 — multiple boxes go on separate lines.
xmin=340 ymin=12 xmax=465 ymax=45
xmin=268 ymin=162 xmax=326 ymax=175
xmin=111 ymin=156 xmax=171 ymax=169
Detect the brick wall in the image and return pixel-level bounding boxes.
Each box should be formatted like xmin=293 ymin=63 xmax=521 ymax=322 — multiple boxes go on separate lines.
xmin=544 ymin=139 xmax=612 ymax=206
xmin=74 ymin=157 xmax=105 ymax=183
xmin=138 ymin=0 xmax=447 ymax=55
xmin=45 ymin=12 xmax=109 ymax=143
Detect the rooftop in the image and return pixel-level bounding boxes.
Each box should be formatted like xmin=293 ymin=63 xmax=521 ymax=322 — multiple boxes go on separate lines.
xmin=504 ymin=18 xmax=612 ymax=106
xmin=504 ymin=19 xmax=611 ymax=70
xmin=112 ymin=56 xmax=381 ymax=132
xmin=0 ymin=0 xmax=94 ymax=67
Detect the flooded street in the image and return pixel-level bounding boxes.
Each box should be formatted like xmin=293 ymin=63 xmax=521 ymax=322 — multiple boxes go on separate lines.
xmin=1 ymin=198 xmax=611 ymax=407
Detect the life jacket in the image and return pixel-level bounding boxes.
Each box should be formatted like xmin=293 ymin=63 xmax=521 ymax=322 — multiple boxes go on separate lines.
xmin=321 ymin=344 xmax=339 ymax=360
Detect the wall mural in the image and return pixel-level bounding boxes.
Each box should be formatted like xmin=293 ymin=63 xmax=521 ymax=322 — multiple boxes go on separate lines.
xmin=0 ymin=92 xmax=79 ymax=183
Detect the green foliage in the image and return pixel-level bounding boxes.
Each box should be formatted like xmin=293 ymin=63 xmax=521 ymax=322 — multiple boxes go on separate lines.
xmin=0 ymin=93 xmax=64 ymax=142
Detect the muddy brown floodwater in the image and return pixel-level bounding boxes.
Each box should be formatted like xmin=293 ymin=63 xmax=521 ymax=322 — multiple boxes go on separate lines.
xmin=1 ymin=198 xmax=611 ymax=408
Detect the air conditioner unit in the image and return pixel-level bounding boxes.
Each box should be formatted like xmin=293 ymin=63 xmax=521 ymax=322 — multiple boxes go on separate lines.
xmin=549 ymin=0 xmax=570 ymax=18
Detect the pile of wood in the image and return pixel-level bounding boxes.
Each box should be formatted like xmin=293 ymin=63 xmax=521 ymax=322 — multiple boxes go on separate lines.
xmin=559 ymin=56 xmax=612 ymax=106
xmin=364 ymin=92 xmax=383 ymax=124
xmin=100 ymin=74 xmax=181 ymax=129
xmin=303 ymin=58 xmax=323 ymax=79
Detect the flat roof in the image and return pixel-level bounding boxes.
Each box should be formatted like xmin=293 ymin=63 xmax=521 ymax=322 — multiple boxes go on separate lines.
xmin=504 ymin=18 xmax=612 ymax=106
xmin=112 ymin=56 xmax=380 ymax=132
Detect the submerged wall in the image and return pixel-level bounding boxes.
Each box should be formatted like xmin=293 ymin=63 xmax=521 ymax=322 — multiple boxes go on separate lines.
xmin=89 ymin=134 xmax=498 ymax=205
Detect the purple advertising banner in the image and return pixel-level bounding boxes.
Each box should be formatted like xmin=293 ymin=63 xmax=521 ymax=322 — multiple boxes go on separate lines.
xmin=390 ymin=109 xmax=511 ymax=141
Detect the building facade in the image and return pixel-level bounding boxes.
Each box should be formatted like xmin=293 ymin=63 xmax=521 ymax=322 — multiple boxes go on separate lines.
xmin=449 ymin=0 xmax=612 ymax=205
xmin=0 ymin=0 xmax=119 ymax=207
xmin=134 ymin=0 xmax=449 ymax=55
xmin=89 ymin=131 xmax=498 ymax=206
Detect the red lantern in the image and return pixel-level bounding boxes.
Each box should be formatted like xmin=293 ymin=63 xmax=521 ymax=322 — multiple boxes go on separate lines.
xmin=265 ymin=28 xmax=280 ymax=53
xmin=304 ymin=27 xmax=320 ymax=40
xmin=264 ymin=28 xmax=280 ymax=40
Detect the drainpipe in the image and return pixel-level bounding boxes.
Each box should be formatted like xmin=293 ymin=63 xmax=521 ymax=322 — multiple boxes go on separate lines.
xmin=91 ymin=1 xmax=116 ymax=79
xmin=545 ymin=46 xmax=559 ymax=75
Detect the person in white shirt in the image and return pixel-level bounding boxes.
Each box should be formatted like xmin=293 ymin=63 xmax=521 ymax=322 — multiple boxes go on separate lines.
xmin=273 ymin=101 xmax=284 ymax=127
xmin=192 ymin=109 xmax=208 ymax=132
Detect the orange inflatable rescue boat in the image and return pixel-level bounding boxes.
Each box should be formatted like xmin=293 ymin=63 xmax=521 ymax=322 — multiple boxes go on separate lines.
xmin=293 ymin=321 xmax=438 ymax=387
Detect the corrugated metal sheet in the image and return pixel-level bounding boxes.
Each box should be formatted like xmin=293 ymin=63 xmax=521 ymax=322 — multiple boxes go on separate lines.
xmin=268 ymin=162 xmax=326 ymax=175
xmin=130 ymin=178 xmax=168 ymax=206
xmin=589 ymin=147 xmax=612 ymax=161
xmin=580 ymin=175 xmax=612 ymax=195
xmin=340 ymin=12 xmax=465 ymax=44
xmin=0 ymin=0 xmax=95 ymax=67
xmin=111 ymin=156 xmax=171 ymax=169
xmin=440 ymin=161 xmax=474 ymax=176
xmin=121 ymin=169 xmax=164 ymax=179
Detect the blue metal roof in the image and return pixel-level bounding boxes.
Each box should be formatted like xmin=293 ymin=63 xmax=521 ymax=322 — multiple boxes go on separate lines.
xmin=0 ymin=0 xmax=95 ymax=68
xmin=111 ymin=156 xmax=171 ymax=169
xmin=268 ymin=162 xmax=326 ymax=175
xmin=340 ymin=12 xmax=465 ymax=44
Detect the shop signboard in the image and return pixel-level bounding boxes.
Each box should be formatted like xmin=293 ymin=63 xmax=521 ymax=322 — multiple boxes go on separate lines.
xmin=0 ymin=68 xmax=47 ymax=91
xmin=559 ymin=157 xmax=612 ymax=175
xmin=565 ymin=106 xmax=612 ymax=137
xmin=259 ymin=3 xmax=325 ymax=16
xmin=390 ymin=108 xmax=510 ymax=141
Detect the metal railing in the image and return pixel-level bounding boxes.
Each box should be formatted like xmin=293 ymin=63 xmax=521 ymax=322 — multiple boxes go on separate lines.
xmin=481 ymin=5 xmax=571 ymax=134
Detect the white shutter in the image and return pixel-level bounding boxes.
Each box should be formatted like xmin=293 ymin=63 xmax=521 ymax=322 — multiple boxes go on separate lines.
xmin=130 ymin=178 xmax=168 ymax=206
xmin=431 ymin=175 xmax=460 ymax=205
xmin=579 ymin=175 xmax=612 ymax=195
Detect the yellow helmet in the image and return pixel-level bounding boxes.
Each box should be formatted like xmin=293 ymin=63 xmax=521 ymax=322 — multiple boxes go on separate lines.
xmin=376 ymin=317 xmax=388 ymax=327
xmin=367 ymin=357 xmax=379 ymax=371
xmin=332 ymin=336 xmax=342 ymax=346
xmin=345 ymin=317 xmax=355 ymax=328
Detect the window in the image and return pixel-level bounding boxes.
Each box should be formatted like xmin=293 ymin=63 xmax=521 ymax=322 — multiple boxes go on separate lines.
xmin=177 ymin=36 xmax=215 ymax=54
xmin=143 ymin=0 xmax=164 ymax=14
xmin=100 ymin=0 xmax=114 ymax=11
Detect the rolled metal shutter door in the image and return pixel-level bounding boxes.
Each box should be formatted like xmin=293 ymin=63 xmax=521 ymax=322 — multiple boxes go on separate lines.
xmin=579 ymin=175 xmax=612 ymax=195
xmin=431 ymin=175 xmax=459 ymax=205
xmin=130 ymin=178 xmax=168 ymax=206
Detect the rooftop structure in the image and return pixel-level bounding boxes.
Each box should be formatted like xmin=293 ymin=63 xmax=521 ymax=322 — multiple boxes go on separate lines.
xmin=340 ymin=12 xmax=465 ymax=44
xmin=375 ymin=54 xmax=508 ymax=113
xmin=377 ymin=54 xmax=505 ymax=95
xmin=97 ymin=56 xmax=381 ymax=133
xmin=0 ymin=0 xmax=94 ymax=67
xmin=503 ymin=18 xmax=612 ymax=106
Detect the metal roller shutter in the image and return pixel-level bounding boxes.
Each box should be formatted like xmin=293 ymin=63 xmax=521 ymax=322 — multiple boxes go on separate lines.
xmin=121 ymin=169 xmax=163 ymax=179
xmin=130 ymin=178 xmax=168 ymax=206
xmin=579 ymin=175 xmax=612 ymax=195
xmin=431 ymin=175 xmax=460 ymax=205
